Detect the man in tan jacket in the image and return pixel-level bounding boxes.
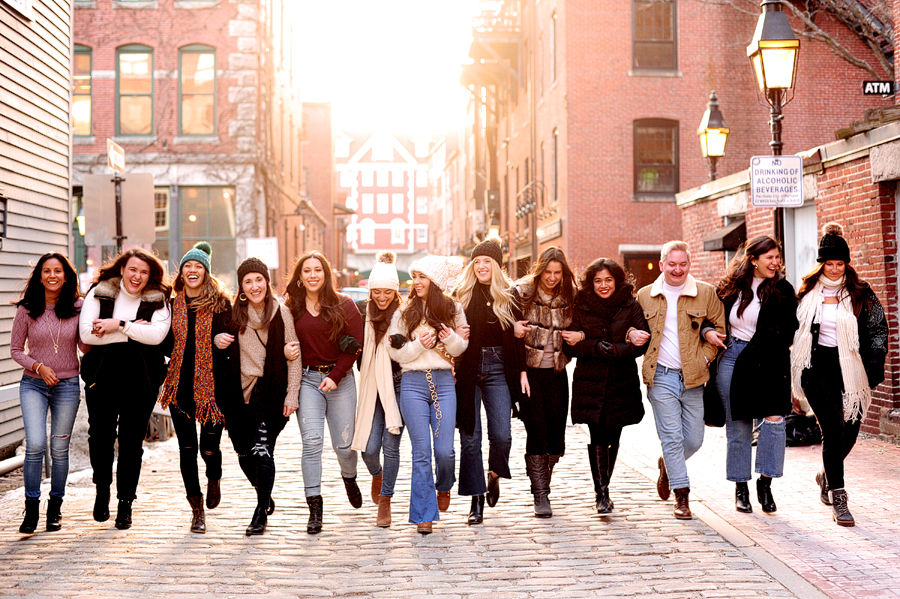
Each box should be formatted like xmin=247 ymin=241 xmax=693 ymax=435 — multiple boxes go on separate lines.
xmin=630 ymin=241 xmax=725 ymax=520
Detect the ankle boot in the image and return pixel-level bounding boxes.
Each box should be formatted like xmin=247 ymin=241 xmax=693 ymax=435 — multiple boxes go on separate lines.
xmin=342 ymin=476 xmax=363 ymax=509
xmin=376 ymin=495 xmax=391 ymax=527
xmin=673 ymin=488 xmax=692 ymax=519
xmin=267 ymin=496 xmax=276 ymax=515
xmin=370 ymin=473 xmax=383 ymax=505
xmin=735 ymin=482 xmax=752 ymax=513
xmin=187 ymin=495 xmax=206 ymax=533
xmin=114 ymin=499 xmax=133 ymax=530
xmin=46 ymin=497 xmax=63 ymax=531
xmin=486 ymin=472 xmax=501 ymax=507
xmin=307 ymin=495 xmax=323 ymax=534
xmin=756 ymin=476 xmax=777 ymax=513
xmin=524 ymin=454 xmax=552 ymax=518
xmin=588 ymin=444 xmax=613 ymax=514
xmin=245 ymin=505 xmax=267 ymax=535
xmin=93 ymin=486 xmax=110 ymax=522
xmin=830 ymin=489 xmax=855 ymax=527
xmin=206 ymin=479 xmax=221 ymax=510
xmin=816 ymin=471 xmax=831 ymax=506
xmin=467 ymin=495 xmax=485 ymax=525
xmin=19 ymin=499 xmax=39 ymax=534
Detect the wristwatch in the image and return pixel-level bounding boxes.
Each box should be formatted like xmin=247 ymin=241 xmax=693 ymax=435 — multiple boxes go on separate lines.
xmin=119 ymin=320 xmax=126 ymax=329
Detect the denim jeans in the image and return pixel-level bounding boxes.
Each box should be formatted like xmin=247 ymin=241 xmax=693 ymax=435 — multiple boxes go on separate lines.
xmin=297 ymin=368 xmax=358 ymax=497
xmin=646 ymin=365 xmax=705 ymax=490
xmin=399 ymin=369 xmax=457 ymax=524
xmin=19 ymin=375 xmax=81 ymax=500
xmin=361 ymin=374 xmax=404 ymax=497
xmin=459 ymin=347 xmax=513 ymax=496
xmin=717 ymin=338 xmax=785 ymax=481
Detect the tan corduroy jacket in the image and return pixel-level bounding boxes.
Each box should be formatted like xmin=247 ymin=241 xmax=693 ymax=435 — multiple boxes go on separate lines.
xmin=635 ymin=274 xmax=726 ymax=390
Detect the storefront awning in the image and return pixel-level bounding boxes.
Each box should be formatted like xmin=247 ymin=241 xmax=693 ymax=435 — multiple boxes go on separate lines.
xmin=703 ymin=219 xmax=746 ymax=252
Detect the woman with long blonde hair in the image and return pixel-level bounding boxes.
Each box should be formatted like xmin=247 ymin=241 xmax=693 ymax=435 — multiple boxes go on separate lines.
xmin=453 ymin=239 xmax=528 ymax=525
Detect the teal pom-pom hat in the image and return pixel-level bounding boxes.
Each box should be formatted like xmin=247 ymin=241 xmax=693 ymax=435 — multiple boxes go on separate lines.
xmin=179 ymin=241 xmax=212 ymax=273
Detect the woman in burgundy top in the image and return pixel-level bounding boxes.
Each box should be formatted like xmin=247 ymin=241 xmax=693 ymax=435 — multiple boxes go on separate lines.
xmin=11 ymin=253 xmax=86 ymax=534
xmin=284 ymin=250 xmax=364 ymax=534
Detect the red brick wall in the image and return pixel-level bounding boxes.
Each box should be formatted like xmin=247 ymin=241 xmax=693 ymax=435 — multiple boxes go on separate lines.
xmin=302 ymin=102 xmax=336 ymax=261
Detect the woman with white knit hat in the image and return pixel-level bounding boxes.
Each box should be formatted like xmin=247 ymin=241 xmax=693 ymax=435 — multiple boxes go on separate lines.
xmin=352 ymin=251 xmax=405 ymax=527
xmin=387 ymin=254 xmax=468 ymax=534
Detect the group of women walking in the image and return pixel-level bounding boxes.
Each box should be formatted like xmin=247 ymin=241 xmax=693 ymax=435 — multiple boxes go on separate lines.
xmin=10 ymin=221 xmax=887 ymax=535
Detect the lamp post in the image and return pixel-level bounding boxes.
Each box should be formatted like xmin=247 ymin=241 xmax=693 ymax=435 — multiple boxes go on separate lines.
xmin=747 ymin=0 xmax=799 ymax=241
xmin=698 ymin=91 xmax=730 ymax=181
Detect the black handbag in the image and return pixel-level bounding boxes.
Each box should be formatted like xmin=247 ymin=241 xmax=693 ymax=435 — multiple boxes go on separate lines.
xmin=703 ymin=355 xmax=725 ymax=427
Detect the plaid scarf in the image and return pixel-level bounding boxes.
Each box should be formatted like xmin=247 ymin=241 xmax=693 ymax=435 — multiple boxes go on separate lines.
xmin=158 ymin=292 xmax=224 ymax=425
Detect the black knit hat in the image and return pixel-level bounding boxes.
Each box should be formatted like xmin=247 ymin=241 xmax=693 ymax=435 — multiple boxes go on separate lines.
xmin=817 ymin=222 xmax=851 ymax=263
xmin=471 ymin=238 xmax=502 ymax=265
xmin=237 ymin=257 xmax=271 ymax=284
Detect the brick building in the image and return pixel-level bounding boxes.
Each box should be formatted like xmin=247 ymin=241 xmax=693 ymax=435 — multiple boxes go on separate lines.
xmin=427 ymin=130 xmax=468 ymax=258
xmin=71 ymin=0 xmax=321 ymax=289
xmin=301 ymin=102 xmax=338 ymax=270
xmin=459 ymin=0 xmax=891 ymax=285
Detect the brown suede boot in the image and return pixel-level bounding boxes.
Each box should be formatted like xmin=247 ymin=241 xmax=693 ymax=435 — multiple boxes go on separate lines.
xmin=376 ymin=495 xmax=391 ymax=527
xmin=673 ymin=488 xmax=692 ymax=520
xmin=371 ymin=473 xmax=383 ymax=505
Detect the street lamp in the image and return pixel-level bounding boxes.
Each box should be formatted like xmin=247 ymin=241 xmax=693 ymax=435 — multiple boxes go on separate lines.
xmin=698 ymin=91 xmax=729 ymax=181
xmin=487 ymin=215 xmax=501 ymax=241
xmin=747 ymin=0 xmax=799 ymax=157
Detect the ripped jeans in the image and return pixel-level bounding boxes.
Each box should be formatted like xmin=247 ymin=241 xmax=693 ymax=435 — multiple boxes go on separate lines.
xmin=297 ymin=369 xmax=358 ymax=497
xmin=252 ymin=417 xmax=287 ymax=511
xmin=170 ymin=408 xmax=224 ymax=498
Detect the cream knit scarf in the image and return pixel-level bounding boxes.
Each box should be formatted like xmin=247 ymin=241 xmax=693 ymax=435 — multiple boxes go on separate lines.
xmin=791 ymin=276 xmax=870 ymax=422
xmin=351 ymin=313 xmax=403 ymax=451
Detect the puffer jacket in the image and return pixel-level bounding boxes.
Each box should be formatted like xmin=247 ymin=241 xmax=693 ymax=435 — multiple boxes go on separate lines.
xmin=636 ymin=274 xmax=725 ymax=390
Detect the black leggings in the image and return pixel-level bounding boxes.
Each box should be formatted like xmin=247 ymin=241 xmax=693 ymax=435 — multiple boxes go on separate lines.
xmin=804 ymin=346 xmax=862 ymax=490
xmin=587 ymin=423 xmax=622 ymax=449
xmin=171 ymin=408 xmax=224 ymax=497
xmin=521 ymin=367 xmax=569 ymax=456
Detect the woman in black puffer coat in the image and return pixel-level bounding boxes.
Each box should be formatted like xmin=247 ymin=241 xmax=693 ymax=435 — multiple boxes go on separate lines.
xmin=563 ymin=258 xmax=649 ymax=514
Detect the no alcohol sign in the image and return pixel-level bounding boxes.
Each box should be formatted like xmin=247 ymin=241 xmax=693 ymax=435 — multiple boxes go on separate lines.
xmin=750 ymin=155 xmax=803 ymax=207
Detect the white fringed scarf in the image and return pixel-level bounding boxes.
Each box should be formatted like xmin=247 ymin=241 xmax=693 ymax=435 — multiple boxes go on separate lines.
xmin=791 ymin=276 xmax=871 ymax=422
xmin=351 ymin=314 xmax=403 ymax=451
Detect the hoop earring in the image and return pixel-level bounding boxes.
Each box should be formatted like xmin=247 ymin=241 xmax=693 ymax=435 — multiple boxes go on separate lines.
xmin=239 ymin=293 xmax=247 ymax=301
xmin=297 ymin=280 xmax=303 ymax=289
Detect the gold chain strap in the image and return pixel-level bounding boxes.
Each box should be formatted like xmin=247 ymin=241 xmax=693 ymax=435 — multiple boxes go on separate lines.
xmin=424 ymin=369 xmax=442 ymax=439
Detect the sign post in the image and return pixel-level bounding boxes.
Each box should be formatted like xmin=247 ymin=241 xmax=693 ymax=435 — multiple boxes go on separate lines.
xmin=750 ymin=155 xmax=803 ymax=208
xmin=107 ymin=139 xmax=127 ymax=253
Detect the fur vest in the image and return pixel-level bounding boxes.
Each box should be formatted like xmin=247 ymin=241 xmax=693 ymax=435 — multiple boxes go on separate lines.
xmin=516 ymin=279 xmax=572 ymax=372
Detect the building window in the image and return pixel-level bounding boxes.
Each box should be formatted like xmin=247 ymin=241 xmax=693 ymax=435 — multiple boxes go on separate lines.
xmin=391 ymin=219 xmax=405 ymax=244
xmin=415 ymin=170 xmax=428 ymax=188
xmin=550 ymin=12 xmax=557 ymax=82
xmin=179 ymin=45 xmax=216 ymax=136
xmin=361 ymin=169 xmax=374 ymax=187
xmin=633 ymin=119 xmax=679 ymax=196
xmin=416 ymin=196 xmax=428 ymax=214
xmin=154 ymin=187 xmax=169 ymax=231
xmin=552 ymin=129 xmax=558 ymax=205
xmin=633 ymin=0 xmax=677 ymax=70
xmin=359 ymin=219 xmax=375 ymax=245
xmin=361 ymin=193 xmax=374 ymax=214
xmin=392 ymin=193 xmax=404 ymax=214
xmin=392 ymin=168 xmax=405 ymax=187
xmin=417 ymin=226 xmax=428 ymax=243
xmin=73 ymin=45 xmax=92 ymax=136
xmin=376 ymin=193 xmax=389 ymax=214
xmin=377 ymin=168 xmax=389 ymax=187
xmin=116 ymin=45 xmax=153 ymax=136
xmin=340 ymin=170 xmax=355 ymax=187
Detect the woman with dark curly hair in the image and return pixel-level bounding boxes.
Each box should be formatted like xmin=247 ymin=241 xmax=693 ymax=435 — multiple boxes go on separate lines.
xmin=79 ymin=248 xmax=172 ymax=530
xmin=791 ymin=223 xmax=888 ymax=526
xmin=563 ymin=258 xmax=649 ymax=514
xmin=11 ymin=253 xmax=86 ymax=533
xmin=711 ymin=236 xmax=798 ymax=515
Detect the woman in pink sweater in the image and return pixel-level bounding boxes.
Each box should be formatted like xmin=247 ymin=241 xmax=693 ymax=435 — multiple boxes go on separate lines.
xmin=11 ymin=253 xmax=86 ymax=534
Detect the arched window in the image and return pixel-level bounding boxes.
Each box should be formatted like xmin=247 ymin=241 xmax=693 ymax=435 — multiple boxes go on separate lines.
xmin=73 ymin=45 xmax=92 ymax=136
xmin=116 ymin=44 xmax=153 ymax=136
xmin=179 ymin=45 xmax=216 ymax=136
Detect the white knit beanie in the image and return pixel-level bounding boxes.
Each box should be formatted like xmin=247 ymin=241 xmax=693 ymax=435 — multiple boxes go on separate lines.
xmin=368 ymin=251 xmax=400 ymax=291
xmin=409 ymin=255 xmax=464 ymax=294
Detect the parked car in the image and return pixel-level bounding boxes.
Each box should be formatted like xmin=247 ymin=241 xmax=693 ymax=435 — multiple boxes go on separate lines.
xmin=340 ymin=287 xmax=369 ymax=301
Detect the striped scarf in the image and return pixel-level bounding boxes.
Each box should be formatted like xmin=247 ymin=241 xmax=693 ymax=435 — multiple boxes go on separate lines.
xmin=158 ymin=292 xmax=224 ymax=425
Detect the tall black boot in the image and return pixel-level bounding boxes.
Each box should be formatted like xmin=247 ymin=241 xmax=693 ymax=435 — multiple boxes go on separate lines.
xmin=467 ymin=495 xmax=485 ymax=525
xmin=588 ymin=444 xmax=613 ymax=514
xmin=19 ymin=499 xmax=39 ymax=534
xmin=307 ymin=495 xmax=323 ymax=534
xmin=607 ymin=444 xmax=619 ymax=481
xmin=524 ymin=454 xmax=552 ymax=518
xmin=46 ymin=497 xmax=63 ymax=532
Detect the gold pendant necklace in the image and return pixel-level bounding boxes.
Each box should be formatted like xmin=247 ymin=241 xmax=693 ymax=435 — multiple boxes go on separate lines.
xmin=49 ymin=312 xmax=61 ymax=353
xmin=480 ymin=286 xmax=492 ymax=307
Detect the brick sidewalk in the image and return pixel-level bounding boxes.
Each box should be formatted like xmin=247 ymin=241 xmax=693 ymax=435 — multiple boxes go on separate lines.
xmin=620 ymin=400 xmax=900 ymax=599
xmin=0 ymin=407 xmax=803 ymax=597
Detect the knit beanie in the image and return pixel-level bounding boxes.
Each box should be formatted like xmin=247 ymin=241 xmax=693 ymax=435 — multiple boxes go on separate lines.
xmin=817 ymin=222 xmax=851 ymax=263
xmin=179 ymin=241 xmax=212 ymax=273
xmin=237 ymin=257 xmax=271 ymax=284
xmin=409 ymin=255 xmax=464 ymax=294
xmin=368 ymin=250 xmax=400 ymax=291
xmin=471 ymin=238 xmax=502 ymax=266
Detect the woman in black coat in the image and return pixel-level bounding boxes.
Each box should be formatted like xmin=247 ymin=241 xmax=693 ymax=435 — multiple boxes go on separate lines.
xmin=563 ymin=258 xmax=648 ymax=514
xmin=711 ymin=236 xmax=798 ymax=515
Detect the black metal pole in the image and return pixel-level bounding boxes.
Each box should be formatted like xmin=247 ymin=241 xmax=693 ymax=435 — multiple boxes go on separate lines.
xmin=708 ymin=156 xmax=719 ymax=181
xmin=769 ymin=88 xmax=786 ymax=244
xmin=113 ymin=172 xmax=126 ymax=254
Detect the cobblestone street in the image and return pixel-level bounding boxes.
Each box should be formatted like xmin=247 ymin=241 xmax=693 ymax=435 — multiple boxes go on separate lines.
xmin=0 ymin=410 xmax=806 ymax=598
